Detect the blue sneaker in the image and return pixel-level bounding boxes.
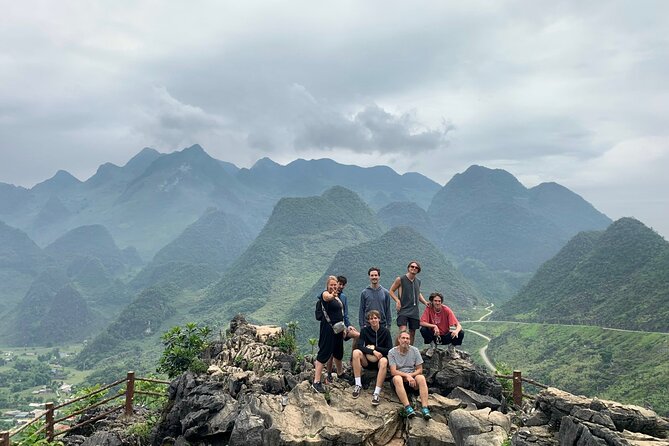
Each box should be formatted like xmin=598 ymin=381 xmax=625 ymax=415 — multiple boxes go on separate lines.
xmin=405 ymin=406 xmax=416 ymax=418
xmin=421 ymin=407 xmax=432 ymax=420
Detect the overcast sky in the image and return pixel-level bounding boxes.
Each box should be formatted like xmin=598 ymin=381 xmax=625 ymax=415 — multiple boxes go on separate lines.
xmin=1 ymin=1 xmax=668 ymax=238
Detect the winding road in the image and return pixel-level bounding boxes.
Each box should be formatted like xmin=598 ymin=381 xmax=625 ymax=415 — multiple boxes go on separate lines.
xmin=462 ymin=303 xmax=669 ymax=373
xmin=463 ymin=304 xmax=496 ymax=372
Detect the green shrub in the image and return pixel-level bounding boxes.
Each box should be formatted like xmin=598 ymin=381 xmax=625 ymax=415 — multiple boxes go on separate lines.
xmin=157 ymin=323 xmax=211 ymax=378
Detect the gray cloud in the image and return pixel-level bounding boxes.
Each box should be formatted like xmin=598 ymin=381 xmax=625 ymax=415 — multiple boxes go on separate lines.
xmin=1 ymin=1 xmax=668 ymax=236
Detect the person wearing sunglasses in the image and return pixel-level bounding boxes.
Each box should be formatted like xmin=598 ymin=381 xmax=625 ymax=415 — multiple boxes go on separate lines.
xmin=389 ymin=261 xmax=429 ymax=345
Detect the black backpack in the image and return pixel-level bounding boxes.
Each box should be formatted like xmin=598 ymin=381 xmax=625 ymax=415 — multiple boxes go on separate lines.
xmin=315 ymin=298 xmax=324 ymax=321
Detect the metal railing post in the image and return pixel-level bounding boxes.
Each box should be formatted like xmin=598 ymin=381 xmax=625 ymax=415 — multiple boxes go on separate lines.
xmin=125 ymin=371 xmax=135 ymax=417
xmin=45 ymin=402 xmax=54 ymax=441
xmin=513 ymin=370 xmax=522 ymax=406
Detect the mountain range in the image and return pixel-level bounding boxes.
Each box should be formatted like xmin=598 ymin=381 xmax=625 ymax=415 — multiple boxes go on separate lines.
xmin=493 ymin=217 xmax=669 ymax=331
xmin=0 ymin=144 xmax=628 ymax=350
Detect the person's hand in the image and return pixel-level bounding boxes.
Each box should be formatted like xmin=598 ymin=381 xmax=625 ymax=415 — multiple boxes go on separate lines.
xmin=451 ymin=330 xmax=458 ymax=339
xmin=433 ymin=326 xmax=440 ymax=336
xmin=374 ymin=351 xmax=383 ymax=360
xmin=395 ymin=301 xmax=401 ymax=311
xmin=407 ymin=376 xmax=417 ymax=388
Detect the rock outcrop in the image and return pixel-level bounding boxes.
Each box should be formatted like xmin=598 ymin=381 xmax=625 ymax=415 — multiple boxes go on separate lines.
xmin=151 ymin=315 xmax=511 ymax=445
xmin=513 ymin=387 xmax=669 ymax=446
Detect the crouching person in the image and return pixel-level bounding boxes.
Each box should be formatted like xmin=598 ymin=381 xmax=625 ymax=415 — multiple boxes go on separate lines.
xmin=388 ymin=330 xmax=432 ymax=420
xmin=419 ymin=292 xmax=464 ymax=359
xmin=351 ymin=310 xmax=392 ymax=405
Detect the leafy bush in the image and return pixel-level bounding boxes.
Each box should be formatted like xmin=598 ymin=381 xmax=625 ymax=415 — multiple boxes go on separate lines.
xmin=267 ymin=321 xmax=298 ymax=354
xmin=13 ymin=421 xmax=64 ymax=446
xmin=63 ymin=384 xmax=107 ymax=416
xmin=157 ymin=323 xmax=211 ymax=378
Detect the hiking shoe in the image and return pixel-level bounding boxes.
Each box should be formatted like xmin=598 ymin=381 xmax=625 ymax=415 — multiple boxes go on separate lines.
xmin=312 ymin=382 xmax=326 ymax=394
xmin=371 ymin=393 xmax=380 ymax=406
xmin=352 ymin=385 xmax=362 ymax=399
xmin=405 ymin=406 xmax=416 ymax=418
xmin=421 ymin=407 xmax=432 ymax=420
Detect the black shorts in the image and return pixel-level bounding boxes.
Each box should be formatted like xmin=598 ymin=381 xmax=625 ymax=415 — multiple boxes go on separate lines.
xmin=316 ymin=321 xmax=344 ymax=364
xmin=396 ymin=316 xmax=420 ymax=330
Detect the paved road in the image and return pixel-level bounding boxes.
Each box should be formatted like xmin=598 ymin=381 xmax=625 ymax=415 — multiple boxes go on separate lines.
xmin=466 ymin=328 xmax=496 ymax=372
xmin=462 ymin=302 xmax=668 ymax=373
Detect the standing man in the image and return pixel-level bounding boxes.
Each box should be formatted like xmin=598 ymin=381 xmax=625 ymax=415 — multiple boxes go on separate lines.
xmin=389 ymin=261 xmax=429 ymax=345
xmin=419 ymin=292 xmax=464 ymax=359
xmin=388 ymin=330 xmax=432 ymax=420
xmin=359 ymin=267 xmax=392 ymax=330
xmin=350 ymin=310 xmax=393 ymax=405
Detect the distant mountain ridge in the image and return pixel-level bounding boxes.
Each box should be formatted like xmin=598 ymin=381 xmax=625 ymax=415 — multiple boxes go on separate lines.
xmin=0 ymin=145 xmax=441 ymax=259
xmin=493 ymin=218 xmax=669 ymax=332
xmin=428 ymin=165 xmax=611 ymax=272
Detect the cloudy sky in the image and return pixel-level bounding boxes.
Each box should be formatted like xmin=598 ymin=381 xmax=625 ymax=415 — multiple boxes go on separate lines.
xmin=1 ymin=1 xmax=668 ymax=237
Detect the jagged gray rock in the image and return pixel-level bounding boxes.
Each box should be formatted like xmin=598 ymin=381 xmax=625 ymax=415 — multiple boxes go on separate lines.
xmin=518 ymin=387 xmax=669 ymax=446
xmin=151 ymin=315 xmax=512 ymax=446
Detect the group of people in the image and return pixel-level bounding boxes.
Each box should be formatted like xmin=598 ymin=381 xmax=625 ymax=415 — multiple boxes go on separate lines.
xmin=312 ymin=261 xmax=465 ymax=420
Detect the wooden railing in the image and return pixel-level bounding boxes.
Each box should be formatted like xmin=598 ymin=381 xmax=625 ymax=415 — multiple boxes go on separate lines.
xmin=495 ymin=370 xmax=549 ymax=407
xmin=0 ymin=371 xmax=170 ymax=446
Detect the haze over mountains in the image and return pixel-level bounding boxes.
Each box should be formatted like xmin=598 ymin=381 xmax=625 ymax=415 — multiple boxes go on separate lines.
xmin=0 ymin=144 xmax=653 ymax=353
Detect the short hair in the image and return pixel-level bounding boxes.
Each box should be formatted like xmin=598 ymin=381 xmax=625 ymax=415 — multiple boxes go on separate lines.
xmin=429 ymin=292 xmax=443 ymax=302
xmin=366 ymin=310 xmax=381 ymax=320
xmin=337 ymin=275 xmax=347 ymax=285
xmin=325 ymin=275 xmax=338 ymax=288
xmin=407 ymin=260 xmax=421 ymax=273
xmin=368 ymin=267 xmax=381 ymax=276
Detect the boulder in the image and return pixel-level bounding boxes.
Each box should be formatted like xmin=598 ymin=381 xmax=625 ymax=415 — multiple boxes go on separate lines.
xmin=448 ymin=407 xmax=511 ymax=446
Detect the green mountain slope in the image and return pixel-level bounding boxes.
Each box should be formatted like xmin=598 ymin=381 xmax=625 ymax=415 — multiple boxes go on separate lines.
xmin=0 ymin=221 xmax=52 ymax=312
xmin=494 ymin=218 xmax=669 ymax=331
xmin=43 ymin=224 xmax=132 ymax=275
xmin=129 ymin=208 xmax=252 ymax=291
xmin=201 ymin=186 xmax=385 ymax=324
xmin=427 ymin=165 xmax=611 ymax=273
xmin=289 ymin=226 xmax=484 ymax=344
xmin=465 ymin=321 xmax=669 ymax=415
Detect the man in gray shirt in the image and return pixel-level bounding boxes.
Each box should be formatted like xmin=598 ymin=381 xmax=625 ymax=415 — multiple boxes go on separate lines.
xmin=388 ymin=330 xmax=432 ymax=420
xmin=389 ymin=260 xmax=428 ymax=345
xmin=359 ymin=267 xmax=392 ymax=329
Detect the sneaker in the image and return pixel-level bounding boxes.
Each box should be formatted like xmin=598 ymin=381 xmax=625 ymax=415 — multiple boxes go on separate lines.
xmin=371 ymin=393 xmax=380 ymax=406
xmin=405 ymin=406 xmax=416 ymax=418
xmin=352 ymin=385 xmax=362 ymax=399
xmin=312 ymin=382 xmax=326 ymax=394
xmin=421 ymin=407 xmax=432 ymax=420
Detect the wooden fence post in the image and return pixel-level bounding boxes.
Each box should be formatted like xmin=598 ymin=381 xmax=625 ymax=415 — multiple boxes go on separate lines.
xmin=1 ymin=431 xmax=9 ymax=446
xmin=125 ymin=371 xmax=135 ymax=417
xmin=513 ymin=370 xmax=522 ymax=407
xmin=45 ymin=402 xmax=54 ymax=441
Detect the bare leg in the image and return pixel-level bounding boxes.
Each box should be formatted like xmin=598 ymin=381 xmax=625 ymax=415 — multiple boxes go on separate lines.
xmin=376 ymin=358 xmax=388 ymax=389
xmin=416 ymin=375 xmax=429 ymax=407
xmin=351 ymin=350 xmax=364 ymax=378
xmin=314 ymin=360 xmax=325 ymax=383
xmin=333 ymin=358 xmax=344 ymax=375
xmin=409 ymin=329 xmax=416 ymax=345
xmin=392 ymin=375 xmax=410 ymax=406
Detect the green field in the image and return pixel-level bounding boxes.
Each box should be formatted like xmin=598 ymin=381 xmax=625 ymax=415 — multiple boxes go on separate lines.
xmin=463 ymin=321 xmax=669 ymax=415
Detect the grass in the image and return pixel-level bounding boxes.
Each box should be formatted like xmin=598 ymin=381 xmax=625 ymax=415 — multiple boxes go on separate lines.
xmin=462 ymin=321 xmax=669 ymax=415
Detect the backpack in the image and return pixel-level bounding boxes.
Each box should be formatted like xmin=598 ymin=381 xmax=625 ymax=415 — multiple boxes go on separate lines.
xmin=315 ymin=298 xmax=324 ymax=321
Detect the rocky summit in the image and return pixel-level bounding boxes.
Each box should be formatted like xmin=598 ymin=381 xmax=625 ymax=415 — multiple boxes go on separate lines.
xmin=60 ymin=315 xmax=669 ymax=446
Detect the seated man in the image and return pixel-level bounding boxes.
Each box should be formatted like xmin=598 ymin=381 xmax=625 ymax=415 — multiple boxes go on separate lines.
xmin=350 ymin=310 xmax=392 ymax=405
xmin=419 ymin=292 xmax=465 ymax=359
xmin=388 ymin=330 xmax=432 ymax=420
